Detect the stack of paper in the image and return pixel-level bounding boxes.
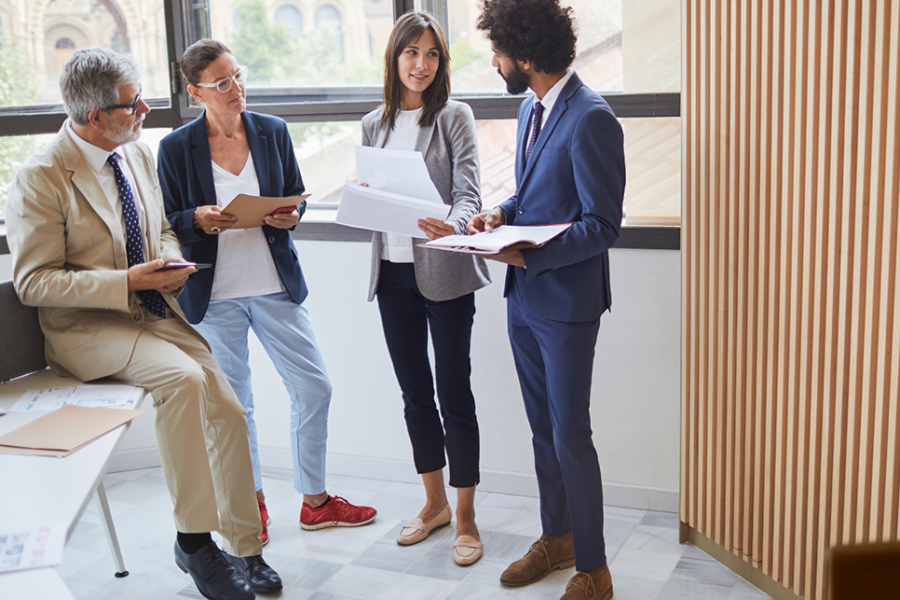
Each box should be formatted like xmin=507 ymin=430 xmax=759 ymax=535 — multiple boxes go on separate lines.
xmin=337 ymin=146 xmax=449 ymax=238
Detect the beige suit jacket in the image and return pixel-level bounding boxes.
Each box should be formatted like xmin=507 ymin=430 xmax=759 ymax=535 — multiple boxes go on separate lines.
xmin=6 ymin=124 xmax=200 ymax=382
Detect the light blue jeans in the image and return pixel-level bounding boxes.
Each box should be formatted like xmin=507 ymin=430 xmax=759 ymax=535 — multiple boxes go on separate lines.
xmin=195 ymin=291 xmax=332 ymax=495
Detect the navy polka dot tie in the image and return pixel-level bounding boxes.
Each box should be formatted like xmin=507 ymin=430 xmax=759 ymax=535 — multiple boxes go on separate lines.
xmin=107 ymin=153 xmax=168 ymax=318
xmin=526 ymin=101 xmax=544 ymax=163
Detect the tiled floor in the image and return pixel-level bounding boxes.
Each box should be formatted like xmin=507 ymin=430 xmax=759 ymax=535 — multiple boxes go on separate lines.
xmin=62 ymin=467 xmax=774 ymax=600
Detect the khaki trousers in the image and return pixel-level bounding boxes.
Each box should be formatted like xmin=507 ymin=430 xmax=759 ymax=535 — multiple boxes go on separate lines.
xmin=110 ymin=310 xmax=262 ymax=557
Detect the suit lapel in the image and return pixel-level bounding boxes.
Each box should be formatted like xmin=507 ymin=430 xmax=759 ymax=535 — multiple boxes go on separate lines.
xmin=190 ymin=113 xmax=217 ymax=207
xmin=413 ymin=115 xmax=436 ymax=158
xmin=373 ymin=108 xmax=391 ymax=148
xmin=515 ymin=99 xmax=531 ymax=182
xmin=243 ymin=113 xmax=269 ymax=196
xmin=519 ymin=73 xmax=583 ymax=188
xmin=60 ymin=129 xmax=128 ymax=269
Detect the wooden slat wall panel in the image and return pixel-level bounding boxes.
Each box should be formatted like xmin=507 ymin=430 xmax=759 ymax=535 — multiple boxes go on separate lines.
xmin=681 ymin=2 xmax=900 ymax=599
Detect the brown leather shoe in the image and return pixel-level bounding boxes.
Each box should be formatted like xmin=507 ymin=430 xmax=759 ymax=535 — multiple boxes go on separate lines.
xmin=560 ymin=565 xmax=613 ymax=600
xmin=500 ymin=532 xmax=576 ymax=587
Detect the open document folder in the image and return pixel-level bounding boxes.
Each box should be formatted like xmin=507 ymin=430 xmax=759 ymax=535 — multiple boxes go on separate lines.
xmin=424 ymin=223 xmax=572 ymax=255
xmin=336 ymin=146 xmax=448 ymax=238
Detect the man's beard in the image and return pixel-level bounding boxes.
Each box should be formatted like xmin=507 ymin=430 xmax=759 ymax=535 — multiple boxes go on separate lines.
xmin=103 ymin=117 xmax=142 ymax=145
xmin=501 ymin=63 xmax=531 ymax=95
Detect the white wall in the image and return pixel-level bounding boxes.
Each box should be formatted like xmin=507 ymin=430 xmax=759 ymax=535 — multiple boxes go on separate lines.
xmin=254 ymin=242 xmax=682 ymax=509
xmin=0 ymin=242 xmax=682 ymax=510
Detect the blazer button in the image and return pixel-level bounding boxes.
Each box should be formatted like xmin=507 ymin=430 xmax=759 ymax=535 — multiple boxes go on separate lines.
xmin=268 ymin=236 xmax=275 ymax=243
xmin=517 ymin=206 xmax=525 ymax=215
xmin=132 ymin=313 xmax=141 ymax=322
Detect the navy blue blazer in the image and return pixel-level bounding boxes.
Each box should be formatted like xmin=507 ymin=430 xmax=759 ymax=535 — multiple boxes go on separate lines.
xmin=157 ymin=111 xmax=308 ymax=324
xmin=500 ymin=72 xmax=626 ymax=323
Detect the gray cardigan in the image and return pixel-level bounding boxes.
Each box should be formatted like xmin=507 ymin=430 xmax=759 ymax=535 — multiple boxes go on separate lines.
xmin=362 ymin=100 xmax=491 ymax=302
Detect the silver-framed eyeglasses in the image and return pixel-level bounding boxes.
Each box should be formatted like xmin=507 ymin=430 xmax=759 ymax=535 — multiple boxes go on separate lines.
xmin=104 ymin=85 xmax=142 ymax=115
xmin=194 ymin=67 xmax=249 ymax=93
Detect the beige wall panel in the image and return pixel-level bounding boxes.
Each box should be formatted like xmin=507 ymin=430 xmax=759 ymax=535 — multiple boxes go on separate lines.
xmin=682 ymin=1 xmax=900 ymax=599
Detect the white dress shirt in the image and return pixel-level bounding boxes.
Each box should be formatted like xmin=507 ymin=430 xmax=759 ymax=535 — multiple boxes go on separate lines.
xmin=533 ymin=68 xmax=575 ymax=128
xmin=65 ymin=122 xmax=148 ymax=257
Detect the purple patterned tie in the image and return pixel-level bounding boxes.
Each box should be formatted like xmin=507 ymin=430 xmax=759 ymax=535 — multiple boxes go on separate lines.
xmin=106 ymin=153 xmax=167 ymax=318
xmin=525 ymin=101 xmax=544 ymax=163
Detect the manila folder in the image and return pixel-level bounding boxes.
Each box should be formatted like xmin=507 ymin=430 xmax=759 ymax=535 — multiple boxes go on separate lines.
xmin=0 ymin=405 xmax=144 ymax=457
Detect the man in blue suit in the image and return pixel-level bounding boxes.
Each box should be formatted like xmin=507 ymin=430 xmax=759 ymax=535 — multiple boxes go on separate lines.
xmin=471 ymin=2 xmax=625 ymax=599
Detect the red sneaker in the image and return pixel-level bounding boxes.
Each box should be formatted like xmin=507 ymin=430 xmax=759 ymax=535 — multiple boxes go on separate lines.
xmin=299 ymin=495 xmax=377 ymax=531
xmin=258 ymin=500 xmax=271 ymax=545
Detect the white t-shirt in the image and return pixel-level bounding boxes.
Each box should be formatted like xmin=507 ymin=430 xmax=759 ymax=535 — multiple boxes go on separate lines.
xmin=209 ymin=153 xmax=286 ymax=300
xmin=380 ymin=107 xmax=423 ymax=263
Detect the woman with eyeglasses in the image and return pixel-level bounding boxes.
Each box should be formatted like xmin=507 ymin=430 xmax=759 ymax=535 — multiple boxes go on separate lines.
xmin=157 ymin=39 xmax=376 ymax=549
xmin=361 ymin=12 xmax=490 ymax=566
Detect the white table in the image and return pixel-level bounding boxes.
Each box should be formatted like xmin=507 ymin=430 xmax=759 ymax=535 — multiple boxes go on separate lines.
xmin=0 ymin=370 xmax=144 ymax=598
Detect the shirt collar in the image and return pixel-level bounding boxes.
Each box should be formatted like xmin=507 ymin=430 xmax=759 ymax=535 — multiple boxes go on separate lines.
xmin=535 ymin=68 xmax=574 ymax=117
xmin=66 ymin=121 xmax=121 ymax=172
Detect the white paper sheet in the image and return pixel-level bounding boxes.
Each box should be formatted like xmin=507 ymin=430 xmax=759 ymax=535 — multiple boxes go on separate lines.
xmin=0 ymin=522 xmax=66 ymax=573
xmin=337 ymin=182 xmax=450 ymax=238
xmin=11 ymin=385 xmax=143 ymax=413
xmin=354 ymin=145 xmax=443 ymax=204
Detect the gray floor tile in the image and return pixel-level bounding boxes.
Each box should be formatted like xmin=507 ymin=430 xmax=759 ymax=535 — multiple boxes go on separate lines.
xmin=657 ymin=579 xmax=733 ymax=600
xmin=640 ymin=511 xmax=681 ymax=530
xmin=263 ymin=552 xmax=344 ymax=590
xmin=606 ymin=574 xmax=666 ymax=600
xmin=351 ymin=539 xmax=432 ymax=573
xmin=729 ymin=578 xmax=775 ymax=599
xmin=58 ymin=468 xmax=771 ymax=600
xmin=669 ymin=555 xmax=738 ymax=588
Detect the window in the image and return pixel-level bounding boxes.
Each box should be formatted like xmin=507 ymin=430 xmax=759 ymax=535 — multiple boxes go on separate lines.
xmin=274 ymin=5 xmax=304 ymax=36
xmin=0 ymin=0 xmax=680 ymax=238
xmin=0 ymin=1 xmax=170 ymax=110
xmin=314 ymin=5 xmax=344 ymax=62
xmin=202 ymin=0 xmax=383 ymax=91
xmin=447 ymin=0 xmax=680 ymax=96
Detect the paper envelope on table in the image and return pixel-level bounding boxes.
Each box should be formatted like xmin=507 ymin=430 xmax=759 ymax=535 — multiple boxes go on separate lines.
xmin=0 ymin=405 xmax=144 ymax=458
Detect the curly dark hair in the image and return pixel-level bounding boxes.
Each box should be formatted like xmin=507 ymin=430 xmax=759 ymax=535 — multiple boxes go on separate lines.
xmin=476 ymin=0 xmax=577 ymax=74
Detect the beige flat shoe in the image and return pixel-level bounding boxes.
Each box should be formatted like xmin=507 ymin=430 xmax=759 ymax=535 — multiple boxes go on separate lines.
xmin=396 ymin=503 xmax=452 ymax=546
xmin=453 ymin=530 xmax=483 ymax=566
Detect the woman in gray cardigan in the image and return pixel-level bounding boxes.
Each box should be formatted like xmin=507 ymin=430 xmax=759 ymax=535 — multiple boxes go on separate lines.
xmin=361 ymin=12 xmax=490 ymax=566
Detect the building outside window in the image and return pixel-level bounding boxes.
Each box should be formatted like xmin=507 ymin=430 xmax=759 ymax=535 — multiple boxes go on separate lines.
xmin=274 ymin=4 xmax=304 ymax=36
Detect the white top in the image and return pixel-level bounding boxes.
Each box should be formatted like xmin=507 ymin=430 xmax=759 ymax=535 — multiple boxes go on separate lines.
xmin=380 ymin=107 xmax=423 ymax=263
xmin=209 ymin=153 xmax=286 ymax=300
xmin=65 ymin=123 xmax=147 ymax=258
xmin=533 ymin=68 xmax=575 ymax=128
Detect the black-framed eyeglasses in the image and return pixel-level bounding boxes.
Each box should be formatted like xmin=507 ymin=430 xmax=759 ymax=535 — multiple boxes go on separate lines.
xmin=104 ymin=85 xmax=143 ymax=115
xmin=194 ymin=67 xmax=249 ymax=94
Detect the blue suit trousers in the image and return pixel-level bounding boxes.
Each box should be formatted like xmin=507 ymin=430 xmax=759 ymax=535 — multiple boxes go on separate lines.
xmin=507 ymin=272 xmax=607 ymax=571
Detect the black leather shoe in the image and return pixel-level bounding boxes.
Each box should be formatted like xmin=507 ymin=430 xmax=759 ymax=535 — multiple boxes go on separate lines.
xmin=226 ymin=553 xmax=283 ymax=592
xmin=174 ymin=540 xmax=255 ymax=600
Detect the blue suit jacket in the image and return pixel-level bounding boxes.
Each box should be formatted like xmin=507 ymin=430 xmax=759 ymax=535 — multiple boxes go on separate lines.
xmin=500 ymin=72 xmax=626 ymax=323
xmin=157 ymin=111 xmax=308 ymax=324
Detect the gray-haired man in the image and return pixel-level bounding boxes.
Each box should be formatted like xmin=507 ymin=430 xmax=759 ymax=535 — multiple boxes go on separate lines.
xmin=6 ymin=47 xmax=279 ymax=600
